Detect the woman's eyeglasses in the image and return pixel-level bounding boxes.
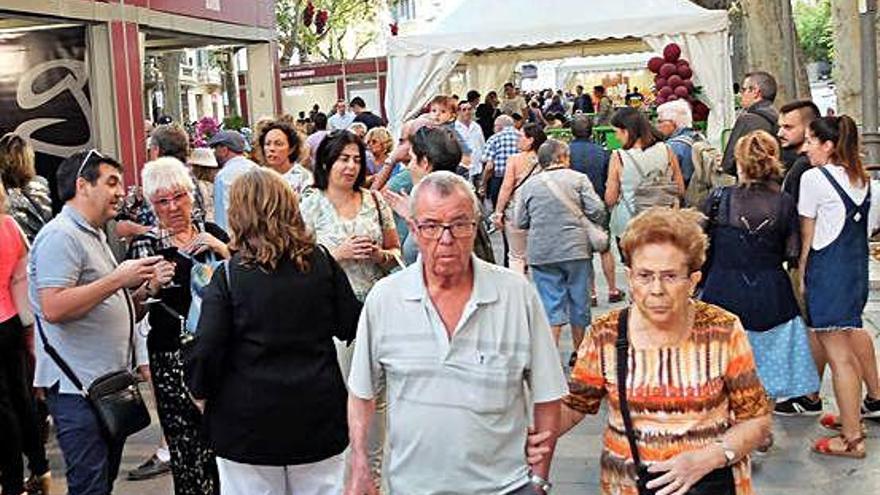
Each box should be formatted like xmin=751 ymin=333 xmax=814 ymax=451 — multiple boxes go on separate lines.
xmin=152 ymin=191 xmax=190 ymax=209
xmin=630 ymin=270 xmax=691 ymax=287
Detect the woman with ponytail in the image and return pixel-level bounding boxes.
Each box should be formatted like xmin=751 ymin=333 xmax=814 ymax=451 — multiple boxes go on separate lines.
xmin=701 ymin=130 xmax=820 ymax=414
xmin=798 ymin=115 xmax=880 ymax=458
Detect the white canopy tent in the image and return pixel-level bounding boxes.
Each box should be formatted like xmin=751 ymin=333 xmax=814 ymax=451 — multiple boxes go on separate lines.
xmin=386 ymin=0 xmax=733 ymax=142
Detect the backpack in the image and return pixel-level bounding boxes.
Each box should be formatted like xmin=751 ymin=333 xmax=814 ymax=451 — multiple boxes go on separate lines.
xmin=684 ymin=134 xmax=736 ymax=210
xmin=620 ymin=147 xmax=680 ymax=216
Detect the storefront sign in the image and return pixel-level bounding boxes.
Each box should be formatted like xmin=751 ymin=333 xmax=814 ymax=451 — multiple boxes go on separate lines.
xmin=0 ymin=26 xmax=90 ymax=206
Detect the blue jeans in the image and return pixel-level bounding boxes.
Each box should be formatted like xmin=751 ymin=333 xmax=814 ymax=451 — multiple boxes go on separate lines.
xmin=531 ymin=259 xmax=592 ymax=327
xmin=46 ymin=386 xmax=126 ymax=495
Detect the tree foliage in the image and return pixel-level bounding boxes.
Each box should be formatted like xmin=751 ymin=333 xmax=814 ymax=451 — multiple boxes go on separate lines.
xmin=793 ymin=0 xmax=832 ymax=63
xmin=276 ymin=0 xmax=396 ymax=65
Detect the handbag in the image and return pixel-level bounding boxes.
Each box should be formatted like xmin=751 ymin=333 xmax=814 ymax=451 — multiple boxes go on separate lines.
xmin=36 ymin=289 xmax=151 ymax=442
xmin=368 ymin=190 xmax=405 ymax=273
xmin=8 ymin=217 xmax=34 ymax=326
xmin=537 ymin=172 xmax=610 ymax=253
xmin=615 ymin=308 xmax=735 ymax=495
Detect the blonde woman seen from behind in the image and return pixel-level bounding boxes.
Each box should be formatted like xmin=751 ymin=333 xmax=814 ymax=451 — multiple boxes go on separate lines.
xmin=186 ymin=168 xmax=361 ymax=495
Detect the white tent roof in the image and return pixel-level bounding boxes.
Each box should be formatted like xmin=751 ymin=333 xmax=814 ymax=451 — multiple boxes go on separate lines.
xmin=385 ymin=0 xmax=733 ymax=142
xmin=389 ymin=0 xmax=728 ymax=56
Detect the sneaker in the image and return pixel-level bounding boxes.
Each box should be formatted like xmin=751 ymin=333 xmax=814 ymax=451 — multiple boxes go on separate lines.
xmin=773 ymin=396 xmax=822 ymax=416
xmin=24 ymin=472 xmax=51 ymax=495
xmin=862 ymin=396 xmax=880 ymax=419
xmin=127 ymin=454 xmax=171 ymax=481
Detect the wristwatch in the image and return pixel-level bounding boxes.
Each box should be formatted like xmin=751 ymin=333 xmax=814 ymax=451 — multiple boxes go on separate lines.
xmin=714 ymin=439 xmax=736 ymax=467
xmin=529 ymin=472 xmax=553 ymax=493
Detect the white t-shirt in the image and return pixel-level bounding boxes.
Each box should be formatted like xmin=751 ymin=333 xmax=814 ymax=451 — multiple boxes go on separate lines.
xmin=455 ymin=120 xmax=485 ymax=177
xmin=798 ymin=164 xmax=872 ymax=249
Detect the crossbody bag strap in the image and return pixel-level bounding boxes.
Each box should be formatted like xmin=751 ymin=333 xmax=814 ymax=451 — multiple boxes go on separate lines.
xmin=368 ymin=189 xmax=390 ymax=250
xmin=539 ymin=172 xmax=587 ymax=223
xmin=511 ymin=157 xmax=540 ymax=196
xmin=35 ymin=317 xmax=88 ymax=396
xmin=615 ymin=307 xmax=643 ymax=469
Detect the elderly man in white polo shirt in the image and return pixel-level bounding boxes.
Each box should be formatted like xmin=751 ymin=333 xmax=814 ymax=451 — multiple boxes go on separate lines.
xmin=346 ymin=171 xmax=565 ymax=495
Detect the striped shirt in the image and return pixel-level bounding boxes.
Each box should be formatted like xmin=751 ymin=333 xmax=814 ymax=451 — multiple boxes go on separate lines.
xmin=564 ymin=302 xmax=771 ymax=495
xmin=348 ymin=256 xmax=567 ymax=494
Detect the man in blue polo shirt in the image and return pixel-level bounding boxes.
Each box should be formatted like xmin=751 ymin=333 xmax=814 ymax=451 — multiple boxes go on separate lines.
xmin=30 ymin=150 xmax=170 ymax=495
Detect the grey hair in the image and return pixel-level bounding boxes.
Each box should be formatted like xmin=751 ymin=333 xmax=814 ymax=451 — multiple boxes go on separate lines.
xmin=348 ymin=122 xmax=368 ymax=133
xmin=537 ymin=139 xmax=569 ymax=168
xmin=142 ymin=156 xmax=195 ymax=203
xmin=744 ymin=71 xmax=777 ymax=103
xmin=494 ymin=115 xmax=515 ymax=128
xmin=656 ymin=100 xmax=693 ymax=129
xmin=409 ymin=171 xmax=481 ymax=218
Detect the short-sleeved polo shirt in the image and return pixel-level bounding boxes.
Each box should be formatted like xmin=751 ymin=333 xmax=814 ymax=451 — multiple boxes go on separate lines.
xmin=29 ymin=205 xmax=134 ymax=394
xmin=348 ymin=256 xmax=566 ymax=494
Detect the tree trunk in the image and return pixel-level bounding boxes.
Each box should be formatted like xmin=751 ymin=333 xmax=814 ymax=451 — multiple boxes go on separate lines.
xmin=223 ymin=49 xmax=241 ymax=119
xmin=832 ymin=0 xmax=862 ymax=121
xmin=739 ymin=0 xmax=811 ymax=103
xmin=160 ymin=52 xmax=183 ymax=123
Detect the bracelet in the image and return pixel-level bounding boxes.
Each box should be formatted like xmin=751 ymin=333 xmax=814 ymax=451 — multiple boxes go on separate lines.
xmin=529 ymin=472 xmax=553 ymax=493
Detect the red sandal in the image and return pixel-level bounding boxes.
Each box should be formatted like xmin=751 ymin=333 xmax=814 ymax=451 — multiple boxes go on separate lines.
xmin=812 ymin=434 xmax=866 ymax=459
xmin=819 ymin=414 xmax=867 ymax=434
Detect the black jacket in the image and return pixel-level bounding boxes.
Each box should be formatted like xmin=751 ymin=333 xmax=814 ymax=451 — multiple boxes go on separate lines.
xmin=721 ymin=100 xmax=779 ymax=175
xmin=186 ymin=247 xmax=361 ymax=465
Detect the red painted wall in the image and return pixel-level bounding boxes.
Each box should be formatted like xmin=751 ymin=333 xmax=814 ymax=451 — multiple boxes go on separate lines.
xmin=109 ymin=21 xmax=147 ymax=185
xmin=98 ymin=0 xmax=275 ymax=29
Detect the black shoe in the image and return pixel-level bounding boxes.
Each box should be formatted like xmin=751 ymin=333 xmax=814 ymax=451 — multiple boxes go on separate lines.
xmin=862 ymin=396 xmax=880 ymax=419
xmin=773 ymin=396 xmax=822 ymax=416
xmin=127 ymin=454 xmax=171 ymax=481
xmin=568 ymin=351 xmax=578 ymax=368
xmin=608 ymin=289 xmax=626 ymax=304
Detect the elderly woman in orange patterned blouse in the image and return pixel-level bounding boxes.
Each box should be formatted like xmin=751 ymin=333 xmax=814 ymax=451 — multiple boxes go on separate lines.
xmin=530 ymin=207 xmax=772 ymax=495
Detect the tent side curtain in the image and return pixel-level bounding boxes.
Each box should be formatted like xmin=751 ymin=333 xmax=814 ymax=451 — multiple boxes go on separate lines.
xmin=386 ymin=51 xmax=463 ymax=136
xmin=643 ymin=32 xmax=734 ymax=144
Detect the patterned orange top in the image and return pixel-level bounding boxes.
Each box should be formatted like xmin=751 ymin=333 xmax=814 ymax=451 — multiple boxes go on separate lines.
xmin=564 ymin=301 xmax=771 ymax=495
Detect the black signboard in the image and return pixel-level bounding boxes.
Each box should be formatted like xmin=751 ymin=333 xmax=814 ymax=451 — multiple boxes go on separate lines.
xmin=0 ymin=26 xmax=91 ymax=210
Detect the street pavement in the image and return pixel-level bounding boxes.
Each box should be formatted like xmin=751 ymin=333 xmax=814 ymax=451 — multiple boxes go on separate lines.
xmin=43 ymin=243 xmax=880 ymax=494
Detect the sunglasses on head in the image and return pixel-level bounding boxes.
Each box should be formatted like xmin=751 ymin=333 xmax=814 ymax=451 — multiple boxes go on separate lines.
xmin=76 ymin=149 xmax=104 ymax=178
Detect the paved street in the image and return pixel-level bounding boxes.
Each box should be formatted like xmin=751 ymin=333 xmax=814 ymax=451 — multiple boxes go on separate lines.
xmin=44 ymin=246 xmax=880 ymax=494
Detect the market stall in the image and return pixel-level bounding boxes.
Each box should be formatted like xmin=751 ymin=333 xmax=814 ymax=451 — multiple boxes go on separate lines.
xmin=385 ymin=0 xmax=732 ymax=142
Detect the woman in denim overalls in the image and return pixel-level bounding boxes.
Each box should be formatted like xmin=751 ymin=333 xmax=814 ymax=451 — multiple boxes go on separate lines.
xmin=799 ymin=115 xmax=880 ymax=458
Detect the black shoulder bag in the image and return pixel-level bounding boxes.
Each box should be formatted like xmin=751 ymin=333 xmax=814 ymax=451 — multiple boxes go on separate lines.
xmin=616 ymin=308 xmax=735 ymax=495
xmin=37 ymin=290 xmax=151 ymax=442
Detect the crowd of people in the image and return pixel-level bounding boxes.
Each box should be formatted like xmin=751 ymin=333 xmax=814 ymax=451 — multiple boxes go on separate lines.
xmin=0 ymin=68 xmax=878 ymax=495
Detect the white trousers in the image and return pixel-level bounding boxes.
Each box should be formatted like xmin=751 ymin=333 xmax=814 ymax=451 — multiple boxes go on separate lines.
xmin=216 ymin=454 xmax=345 ymax=495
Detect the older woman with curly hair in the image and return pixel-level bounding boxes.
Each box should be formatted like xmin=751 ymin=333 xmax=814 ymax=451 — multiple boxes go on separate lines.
xmin=186 ymin=168 xmax=361 ymax=495
xmin=701 ymin=130 xmax=819 ymax=408
xmin=532 ymin=207 xmax=772 ymax=495
xmin=364 ymin=126 xmax=394 ymax=177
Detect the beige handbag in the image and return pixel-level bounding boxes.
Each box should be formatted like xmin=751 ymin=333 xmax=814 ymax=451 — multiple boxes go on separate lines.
xmin=538 ymin=172 xmax=610 ymax=253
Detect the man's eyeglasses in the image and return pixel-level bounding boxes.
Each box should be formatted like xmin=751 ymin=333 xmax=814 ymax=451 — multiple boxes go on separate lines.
xmin=415 ymin=221 xmax=477 ymax=239
xmin=631 ymin=270 xmax=692 ymax=287
xmin=76 ymin=149 xmax=103 ymax=178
